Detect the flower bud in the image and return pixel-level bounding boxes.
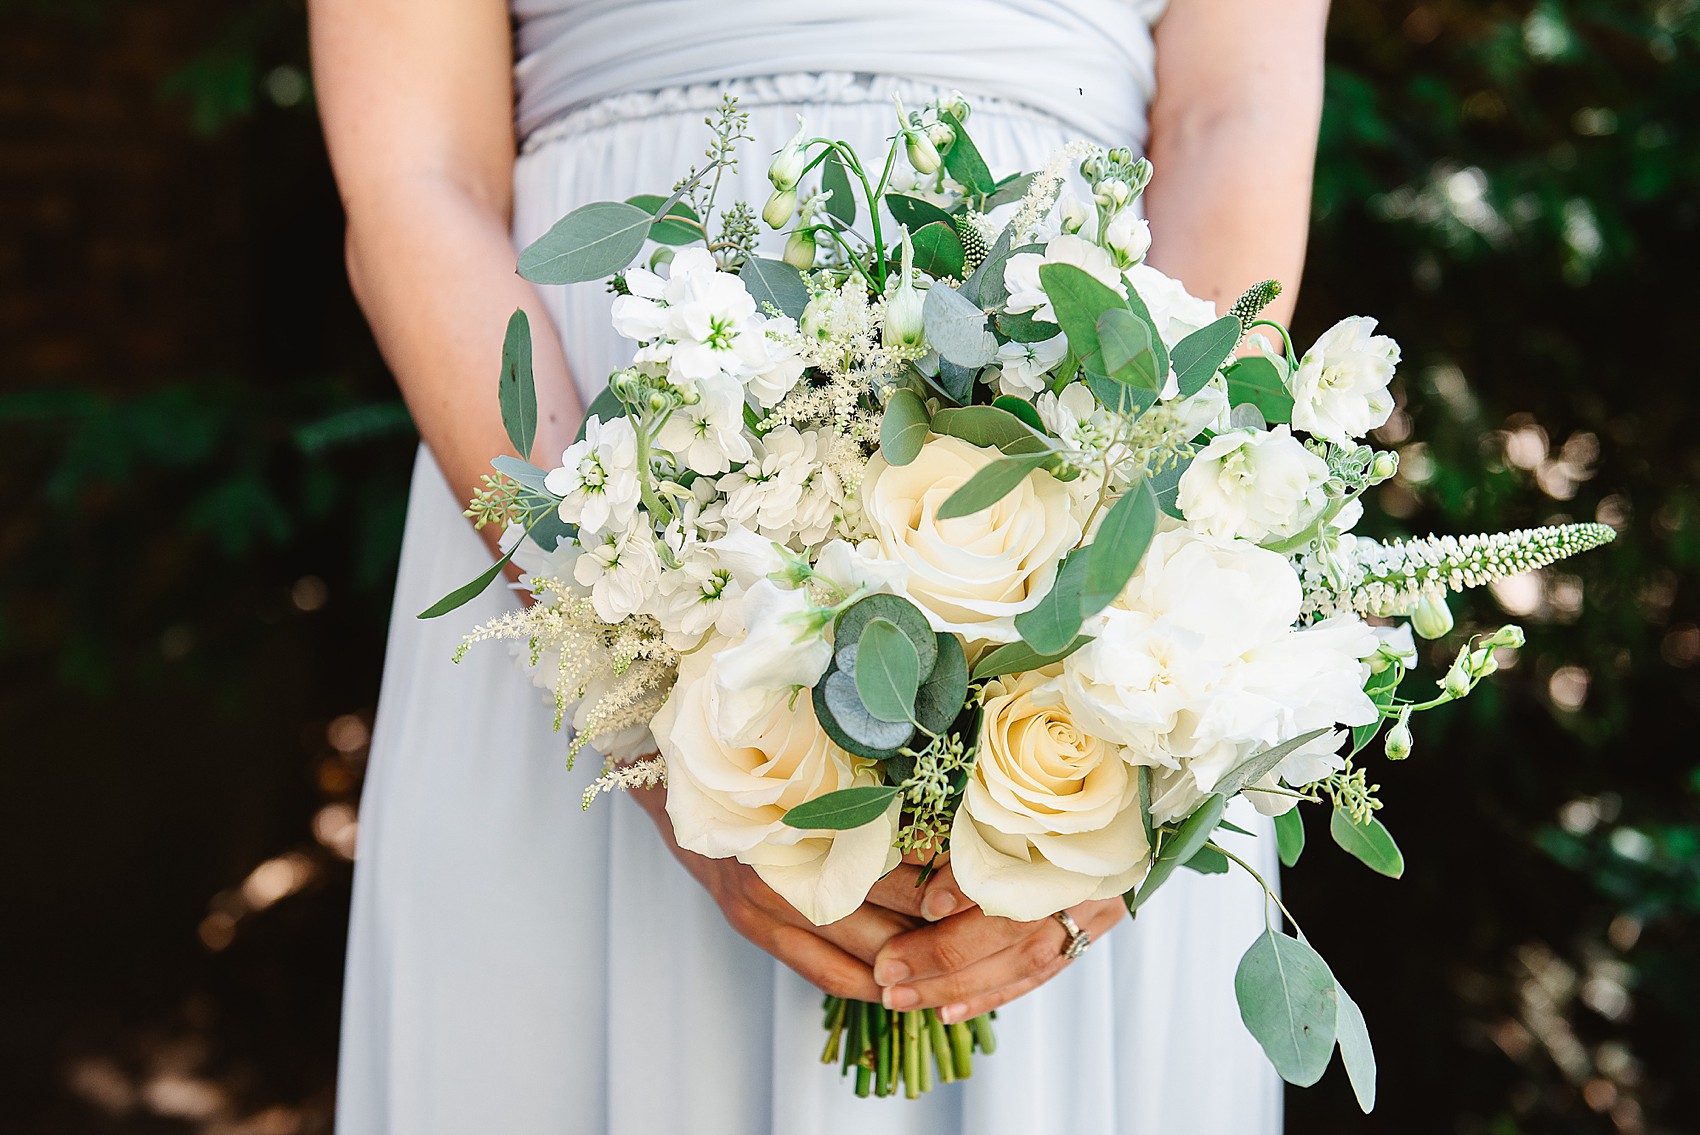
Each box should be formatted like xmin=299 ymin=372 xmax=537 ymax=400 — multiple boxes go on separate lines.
xmin=1127 ymin=157 xmax=1154 ymax=197
xmin=648 ymin=246 xmax=675 ymax=272
xmin=767 ymin=116 xmax=809 ymax=191
xmin=882 ymin=229 xmax=926 ymax=350
xmin=800 ymin=293 xmax=836 ymax=341
xmin=1102 ymin=209 xmax=1152 ymax=268
xmin=782 ymin=227 xmax=817 ymax=270
xmin=938 ymin=90 xmax=971 ymax=124
xmin=1093 ymin=178 xmax=1132 ymax=209
xmin=1442 ymin=656 xmax=1472 ymax=699
xmin=1369 ymin=450 xmax=1400 ymax=483
xmin=646 ymin=391 xmax=670 ymax=413
xmin=1058 ymin=196 xmax=1094 ymax=237
xmin=1488 ymin=624 xmax=1526 ymax=650
xmin=762 ymin=187 xmax=798 ymax=230
xmin=906 ymin=131 xmax=942 ymax=175
xmin=1411 ymin=594 xmax=1455 ymax=640
xmin=609 ymin=368 xmax=640 ymax=400
xmin=1384 ymin=713 xmax=1414 ymax=761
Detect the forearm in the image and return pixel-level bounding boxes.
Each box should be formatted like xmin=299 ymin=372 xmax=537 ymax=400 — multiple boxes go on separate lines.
xmin=344 ymin=182 xmax=582 ymax=554
xmin=1141 ymin=0 xmax=1330 ymax=330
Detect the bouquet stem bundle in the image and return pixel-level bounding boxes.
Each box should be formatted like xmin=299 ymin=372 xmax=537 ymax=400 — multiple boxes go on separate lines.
xmin=820 ymin=996 xmax=995 ymax=1098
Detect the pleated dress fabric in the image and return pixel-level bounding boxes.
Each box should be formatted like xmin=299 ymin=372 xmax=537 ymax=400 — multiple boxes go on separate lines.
xmin=336 ymin=6 xmax=1285 ymax=1133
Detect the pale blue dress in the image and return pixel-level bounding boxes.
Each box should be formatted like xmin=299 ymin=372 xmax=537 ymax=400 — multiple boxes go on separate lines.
xmin=337 ymin=3 xmax=1285 ymax=1131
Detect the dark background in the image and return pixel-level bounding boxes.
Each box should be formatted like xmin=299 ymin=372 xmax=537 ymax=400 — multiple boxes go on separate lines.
xmin=1 ymin=1 xmax=1695 ymax=1131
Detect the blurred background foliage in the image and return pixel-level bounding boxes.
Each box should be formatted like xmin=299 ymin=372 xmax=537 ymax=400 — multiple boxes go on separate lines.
xmin=0 ymin=0 xmax=1694 ymax=1131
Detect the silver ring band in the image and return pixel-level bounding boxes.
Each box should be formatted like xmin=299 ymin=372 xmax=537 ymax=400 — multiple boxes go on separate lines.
xmin=1055 ymin=910 xmax=1091 ymax=960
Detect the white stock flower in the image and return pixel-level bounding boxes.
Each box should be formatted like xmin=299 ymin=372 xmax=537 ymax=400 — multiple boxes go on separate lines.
xmin=1102 ymin=209 xmax=1151 ymax=268
xmin=951 ymin=669 xmax=1150 ymax=921
xmin=572 ymin=520 xmax=663 ymax=624
xmin=860 ymin=436 xmax=1081 ymax=642
xmin=1123 ymin=263 xmax=1219 ymax=349
xmin=1177 ymin=425 xmax=1332 ymax=545
xmin=989 ymin=334 xmax=1068 ymax=398
xmin=709 ymin=580 xmax=832 ymax=746
xmin=1003 ymin=234 xmax=1123 ymax=324
xmin=656 ymin=375 xmax=753 ymax=475
xmin=657 ymin=645 xmax=898 ymax=926
xmin=655 ymin=545 xmax=738 ymax=649
xmin=1289 ymin=316 xmax=1401 ymax=442
xmin=718 ymin=427 xmax=818 ymax=541
xmin=544 ymin=415 xmax=641 ymax=537
xmin=746 ymin=315 xmax=806 ymax=408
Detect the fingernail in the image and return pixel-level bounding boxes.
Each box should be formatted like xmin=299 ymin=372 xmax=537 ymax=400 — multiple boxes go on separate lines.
xmin=884 ymin=986 xmax=919 ymax=1011
xmin=921 ymin=891 xmax=958 ymax=922
xmin=939 ymin=1003 xmax=966 ymax=1024
xmin=874 ymin=960 xmax=910 ymax=987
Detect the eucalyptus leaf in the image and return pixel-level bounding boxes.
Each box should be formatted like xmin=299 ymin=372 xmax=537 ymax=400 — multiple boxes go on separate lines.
xmin=526 ymin=509 xmax=576 ymax=554
xmin=940 ymin=109 xmax=995 ymax=196
xmin=855 ymin=618 xmax=922 ymax=724
xmin=913 ymin=632 xmax=969 ymax=736
xmin=821 ymin=149 xmax=857 ymax=227
xmin=1085 ymin=369 xmax=1158 ymax=416
xmin=518 ymin=200 xmax=652 ymax=284
xmin=1039 ymin=263 xmax=1126 ymax=368
xmin=970 ymin=635 xmax=1093 ymax=681
xmin=923 ymin=284 xmax=997 ymax=368
xmin=783 ymin=785 xmax=903 ymax=831
xmin=1335 ymin=983 xmax=1377 ymax=1113
xmin=934 ymin=358 xmax=977 ymax=405
xmin=885 ymin=193 xmax=956 ymax=234
xmin=997 ymin=309 xmax=1062 ymax=343
xmin=1275 ymin=807 xmax=1306 ymax=869
xmin=1352 ymin=666 xmax=1402 ymax=755
xmin=1096 ymin=308 xmax=1162 ymax=391
xmin=624 ymin=193 xmax=703 ymax=246
xmin=498 ymin=309 xmax=538 ymax=458
xmin=835 ymin=593 xmax=938 ymax=679
xmin=1214 ymin=727 xmax=1332 ymax=800
xmin=1183 ymin=843 xmax=1231 ymax=874
xmin=1130 ymin=794 xmax=1226 ymax=911
xmin=1225 ymin=356 xmax=1296 ymax=424
xmin=880 ymin=388 xmax=930 ymax=466
xmin=1171 ymin=316 xmax=1241 ymax=397
xmin=1329 ymin=810 xmax=1405 ymax=878
xmin=741 ymin=257 xmax=810 ymax=320
xmin=1014 ymin=549 xmax=1090 ymax=655
xmin=817 ymin=669 xmax=915 ymax=755
xmin=930 ymin=405 xmax=1051 ymax=455
xmin=990 ymin=395 xmax=1045 ymax=433
xmin=490 ymin=454 xmax=548 ymax=492
xmin=982 ymin=171 xmax=1036 ymax=210
xmin=937 ymin=453 xmax=1051 ymax=520
xmin=1149 ymin=450 xmax=1193 ymax=519
xmin=1120 ymin=283 xmax=1171 ymax=379
xmin=910 ymin=221 xmax=966 ymax=280
xmin=1235 ymin=929 xmax=1340 ymax=1087
xmin=1227 ymin=403 xmax=1269 ymax=431
xmin=1136 ymin=765 xmax=1154 ymax=846
xmin=963 ymin=225 xmax=1017 ymax=308
xmin=1081 ymin=479 xmax=1158 ymax=617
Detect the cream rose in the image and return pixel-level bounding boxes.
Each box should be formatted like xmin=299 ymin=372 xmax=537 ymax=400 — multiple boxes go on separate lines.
xmin=950 ymin=669 xmax=1150 ymax=921
xmin=657 ymin=644 xmax=899 ymax=926
xmin=860 ymin=436 xmax=1081 ymax=643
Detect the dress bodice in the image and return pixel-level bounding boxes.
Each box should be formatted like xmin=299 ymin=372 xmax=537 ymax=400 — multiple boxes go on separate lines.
xmin=511 ymin=0 xmax=1169 ymax=148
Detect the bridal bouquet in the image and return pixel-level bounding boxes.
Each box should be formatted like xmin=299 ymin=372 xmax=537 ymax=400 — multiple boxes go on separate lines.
xmin=426 ymin=96 xmax=1613 ymax=1104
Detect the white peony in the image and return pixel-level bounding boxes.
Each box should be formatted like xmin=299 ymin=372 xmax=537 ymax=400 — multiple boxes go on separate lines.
xmin=951 ymin=668 xmax=1150 ymax=921
xmin=544 ymin=415 xmax=642 ymax=538
xmin=1003 ymin=234 xmax=1124 ymax=324
xmin=1177 ymin=425 xmax=1332 ymax=545
xmin=1289 ymin=316 xmax=1401 ymax=442
xmin=657 ymin=645 xmax=899 ymax=926
xmin=860 ymin=436 xmax=1082 ymax=642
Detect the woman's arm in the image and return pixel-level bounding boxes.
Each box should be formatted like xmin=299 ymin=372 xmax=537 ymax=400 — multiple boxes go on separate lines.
xmin=309 ymin=0 xmax=580 ymax=555
xmin=866 ymin=0 xmax=1333 ymax=1020
xmin=1142 ymin=0 xmax=1332 ymax=328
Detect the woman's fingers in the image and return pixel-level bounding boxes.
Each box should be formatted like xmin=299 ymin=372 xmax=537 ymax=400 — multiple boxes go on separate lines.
xmin=867 ymin=861 xmax=969 ymax=922
xmin=871 ymin=903 xmax=1035 ymax=988
xmin=877 ymin=897 xmax=1128 ymax=1012
xmin=728 ymin=860 xmax=916 ymax=966
xmin=763 ymin=924 xmax=885 ymax=1002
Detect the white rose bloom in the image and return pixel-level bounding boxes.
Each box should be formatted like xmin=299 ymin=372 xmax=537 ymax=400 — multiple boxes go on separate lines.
xmin=656 ymin=374 xmax=753 ymax=475
xmin=1102 ymin=209 xmax=1152 ymax=268
xmin=709 ymin=579 xmax=833 ymax=746
xmin=657 ymin=645 xmax=899 ymax=926
xmin=1123 ymin=263 xmax=1220 ymax=349
xmin=543 ymin=415 xmax=642 ymax=538
xmin=718 ymin=427 xmax=815 ymax=541
xmin=572 ymin=520 xmax=663 ymax=624
xmin=989 ymin=334 xmax=1068 ymax=398
xmin=1289 ymin=316 xmax=1401 ymax=442
xmin=1003 ymin=234 xmax=1124 ymax=324
xmin=860 ymin=436 xmax=1082 ymax=642
xmin=1177 ymin=425 xmax=1332 ymax=545
xmin=951 ymin=669 xmax=1150 ymax=921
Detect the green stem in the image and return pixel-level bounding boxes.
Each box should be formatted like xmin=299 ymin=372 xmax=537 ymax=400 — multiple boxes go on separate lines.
xmin=917 ymin=1013 xmax=934 ymax=1093
xmin=926 ymin=1009 xmax=956 ymax=1083
xmin=1216 ymin=842 xmax=1307 ymax=939
xmin=969 ymin=1013 xmax=998 ymax=1056
xmin=1249 ymin=318 xmax=1297 ymax=362
xmin=949 ymin=1020 xmax=974 ymax=1079
xmin=903 ymin=1010 xmax=921 ymax=1099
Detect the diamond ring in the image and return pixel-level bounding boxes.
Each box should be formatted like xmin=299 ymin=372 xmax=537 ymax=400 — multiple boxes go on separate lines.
xmin=1055 ymin=910 xmax=1091 ymax=960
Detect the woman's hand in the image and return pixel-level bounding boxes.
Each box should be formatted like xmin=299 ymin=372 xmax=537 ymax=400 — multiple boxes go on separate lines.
xmin=865 ymin=863 xmax=1126 ymax=1023
xmin=630 ymin=785 xmax=917 ymax=1001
